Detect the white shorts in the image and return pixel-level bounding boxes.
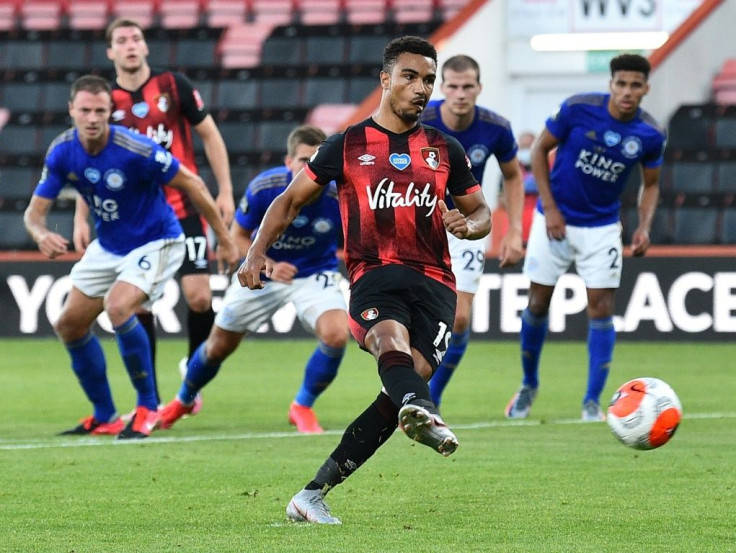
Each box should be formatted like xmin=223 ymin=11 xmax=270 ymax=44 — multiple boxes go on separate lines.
xmin=448 ymin=232 xmax=488 ymax=294
xmin=215 ymin=269 xmax=347 ymax=334
xmin=70 ymin=236 xmax=186 ymax=309
xmin=523 ymin=211 xmax=623 ymax=288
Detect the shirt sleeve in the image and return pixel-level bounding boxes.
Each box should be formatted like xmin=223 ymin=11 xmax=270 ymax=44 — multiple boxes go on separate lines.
xmin=304 ymin=133 xmax=344 ymax=185
xmin=174 ymin=72 xmax=208 ymax=126
xmin=148 ymin=144 xmax=181 ymax=186
xmin=545 ymin=99 xmax=572 ymax=142
xmin=32 ymin=145 xmax=67 ymax=199
xmin=446 ymin=135 xmax=481 ymax=197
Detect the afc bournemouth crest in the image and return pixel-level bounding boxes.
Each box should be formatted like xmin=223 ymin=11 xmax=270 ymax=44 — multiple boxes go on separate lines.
xmin=421 ymin=147 xmax=440 ymax=170
xmin=156 ymin=94 xmax=171 ymax=113
xmin=361 ymin=308 xmax=379 ymax=321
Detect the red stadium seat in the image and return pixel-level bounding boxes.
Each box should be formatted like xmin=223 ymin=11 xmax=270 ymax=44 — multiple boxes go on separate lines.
xmin=160 ymin=0 xmax=202 ymax=28
xmin=67 ymin=0 xmax=110 ymax=30
xmin=218 ymin=21 xmax=273 ymax=68
xmin=344 ymin=0 xmax=388 ymax=25
xmin=110 ymin=0 xmax=156 ymax=28
xmin=250 ymin=0 xmax=295 ymax=26
xmin=307 ymin=103 xmax=357 ymax=135
xmin=391 ymin=0 xmax=436 ymax=24
xmin=0 ymin=1 xmax=19 ymax=31
xmin=205 ymin=0 xmax=248 ymax=28
xmin=299 ymin=0 xmax=341 ymax=25
xmin=20 ymin=0 xmax=63 ymax=31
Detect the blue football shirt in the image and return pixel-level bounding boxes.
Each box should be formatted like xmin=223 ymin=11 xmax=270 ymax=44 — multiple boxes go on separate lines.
xmin=542 ymin=92 xmax=666 ymax=227
xmin=235 ymin=166 xmax=341 ymax=278
xmin=34 ymin=125 xmax=182 ymax=255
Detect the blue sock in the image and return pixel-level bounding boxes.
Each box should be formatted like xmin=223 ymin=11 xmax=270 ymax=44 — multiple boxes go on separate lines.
xmin=429 ymin=329 xmax=470 ymax=406
xmin=585 ymin=317 xmax=615 ymax=404
xmin=178 ymin=343 xmax=221 ymax=405
xmin=294 ymin=342 xmax=345 ymax=407
xmin=520 ymin=308 xmax=548 ymax=389
xmin=66 ymin=332 xmax=116 ymax=423
xmin=114 ymin=315 xmax=157 ymax=410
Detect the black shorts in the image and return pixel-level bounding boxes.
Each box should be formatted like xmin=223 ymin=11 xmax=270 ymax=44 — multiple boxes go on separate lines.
xmin=178 ymin=214 xmax=210 ymax=276
xmin=348 ymin=264 xmax=456 ymax=372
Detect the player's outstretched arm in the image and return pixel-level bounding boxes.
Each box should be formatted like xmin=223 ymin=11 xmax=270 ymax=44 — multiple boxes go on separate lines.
xmin=445 ymin=189 xmax=492 ymax=241
xmin=532 ymin=129 xmax=565 ymax=240
xmin=72 ymin=194 xmax=92 ymax=253
xmin=631 ymin=165 xmax=661 ymax=257
xmin=24 ymin=195 xmax=69 ymax=259
xmin=497 ymin=157 xmax=525 ymax=267
xmin=168 ymin=164 xmax=239 ymax=274
xmin=238 ymin=170 xmax=322 ymax=290
xmin=195 ymin=115 xmax=235 ymax=226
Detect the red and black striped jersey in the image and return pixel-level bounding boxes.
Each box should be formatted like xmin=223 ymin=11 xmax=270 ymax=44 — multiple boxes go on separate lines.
xmin=304 ymin=118 xmax=480 ymax=289
xmin=110 ymin=69 xmax=208 ymax=218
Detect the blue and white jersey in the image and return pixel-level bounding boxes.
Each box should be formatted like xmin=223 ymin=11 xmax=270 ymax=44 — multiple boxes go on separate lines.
xmin=420 ymin=99 xmax=518 ymax=185
xmin=542 ymin=92 xmax=666 ymax=227
xmin=236 ymin=166 xmax=341 ymax=278
xmin=34 ymin=125 xmax=182 ymax=255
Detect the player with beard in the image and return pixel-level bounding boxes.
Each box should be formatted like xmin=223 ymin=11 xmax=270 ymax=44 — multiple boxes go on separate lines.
xmin=74 ymin=18 xmax=235 ymax=409
xmin=239 ymin=36 xmax=491 ymax=524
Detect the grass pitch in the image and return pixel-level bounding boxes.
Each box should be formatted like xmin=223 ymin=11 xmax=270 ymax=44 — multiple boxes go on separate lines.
xmin=1 ymin=338 xmax=734 ymax=553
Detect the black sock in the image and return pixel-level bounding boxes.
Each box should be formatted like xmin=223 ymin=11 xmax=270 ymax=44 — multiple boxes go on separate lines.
xmin=377 ymin=351 xmax=433 ymax=410
xmin=136 ymin=312 xmax=159 ymax=404
xmin=187 ymin=307 xmax=215 ymax=359
xmin=305 ymin=392 xmax=399 ymax=494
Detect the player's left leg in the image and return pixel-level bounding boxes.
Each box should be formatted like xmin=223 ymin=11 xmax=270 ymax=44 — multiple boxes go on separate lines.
xmin=584 ymin=288 xmax=616 ymax=421
xmin=180 ymin=272 xmax=215 ymax=359
xmin=429 ymin=291 xmax=472 ymax=406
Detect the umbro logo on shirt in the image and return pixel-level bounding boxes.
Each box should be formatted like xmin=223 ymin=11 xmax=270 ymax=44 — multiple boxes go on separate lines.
xmin=358 ymin=154 xmax=375 ymax=166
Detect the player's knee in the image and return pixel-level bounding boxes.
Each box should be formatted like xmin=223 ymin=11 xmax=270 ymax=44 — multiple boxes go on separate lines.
xmin=319 ymin=326 xmax=349 ymax=349
xmin=53 ymin=313 xmax=84 ymax=342
xmin=185 ymin=293 xmax=212 ymax=313
xmin=453 ymin=313 xmax=471 ymax=333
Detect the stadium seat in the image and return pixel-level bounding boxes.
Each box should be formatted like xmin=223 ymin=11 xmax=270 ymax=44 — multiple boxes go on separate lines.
xmin=39 ymin=124 xmax=72 ymax=150
xmin=672 ymin=207 xmax=718 ymax=244
xmin=304 ymin=78 xmax=347 ymax=106
xmin=190 ymin=79 xmax=215 ymax=107
xmin=46 ymin=41 xmax=89 ymax=70
xmin=714 ymin=118 xmax=736 ymax=148
xmin=160 ymin=0 xmax=203 ymax=28
xmin=348 ymin=34 xmax=390 ymax=63
xmin=721 ymin=210 xmax=736 ymax=244
xmin=391 ymin=0 xmax=437 ymax=24
xmin=111 ymin=0 xmax=156 ymax=28
xmin=0 ymin=125 xmax=40 ymax=155
xmin=304 ymin=36 xmax=347 ymax=65
xmin=216 ymin=79 xmax=260 ymax=109
xmin=260 ymin=79 xmax=302 ymax=108
xmin=174 ymin=38 xmax=218 ymax=68
xmin=217 ymin=121 xmax=258 ymax=153
xmin=205 ymin=0 xmax=248 ymax=28
xmin=0 ymin=212 xmax=37 ymax=250
xmin=0 ymin=1 xmax=19 ymax=31
xmin=0 ymin=166 xmax=38 ymax=200
xmin=299 ymin=0 xmax=342 ymax=25
xmin=669 ymin=160 xmax=716 ymax=193
xmin=347 ymin=76 xmax=378 ymax=103
xmin=344 ymin=0 xmax=388 ymax=25
xmin=438 ymin=0 xmax=469 ymax=19
xmin=217 ymin=22 xmax=273 ymax=69
xmin=20 ymin=0 xmax=62 ymax=31
xmin=666 ymin=104 xmax=715 ymax=150
xmin=144 ymin=38 xmax=176 ymax=68
xmin=716 ymin=161 xmax=736 ymax=193
xmin=306 ymin=103 xmax=357 ymax=134
xmin=257 ymin=120 xmax=296 ymax=151
xmin=621 ymin=206 xmax=673 ymax=245
xmin=260 ymin=36 xmax=303 ymax=65
xmin=1 ymin=83 xmax=44 ymax=112
xmin=4 ymin=41 xmax=46 ymax=70
xmin=251 ymin=0 xmax=295 ymax=26
xmin=43 ymin=82 xmax=75 ymax=111
xmin=67 ymin=0 xmax=111 ymax=30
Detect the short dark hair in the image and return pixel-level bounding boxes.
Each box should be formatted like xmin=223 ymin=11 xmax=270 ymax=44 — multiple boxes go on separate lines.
xmin=70 ymin=75 xmax=111 ymax=102
xmin=441 ymin=54 xmax=480 ymax=82
xmin=610 ymin=54 xmax=651 ymax=79
xmin=287 ymin=125 xmax=327 ymax=158
xmin=106 ymin=17 xmax=144 ymax=46
xmin=382 ymin=36 xmax=437 ymax=74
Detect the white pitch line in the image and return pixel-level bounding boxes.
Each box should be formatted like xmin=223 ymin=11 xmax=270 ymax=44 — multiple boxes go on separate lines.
xmin=0 ymin=412 xmax=734 ymax=451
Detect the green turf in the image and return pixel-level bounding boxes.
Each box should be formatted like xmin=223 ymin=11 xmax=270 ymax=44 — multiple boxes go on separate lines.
xmin=1 ymin=338 xmax=734 ymax=553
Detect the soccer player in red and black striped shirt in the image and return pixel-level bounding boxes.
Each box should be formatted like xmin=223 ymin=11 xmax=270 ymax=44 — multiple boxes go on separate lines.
xmin=239 ymin=36 xmax=491 ymax=524
xmin=74 ymin=19 xmax=235 ymax=406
